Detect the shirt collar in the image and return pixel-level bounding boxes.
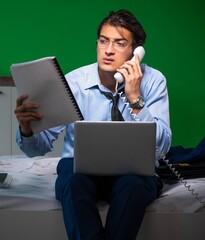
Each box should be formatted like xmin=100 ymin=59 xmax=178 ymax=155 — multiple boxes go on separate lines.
xmin=82 ymin=63 xmax=101 ymax=90
xmin=81 ymin=62 xmax=126 ymax=92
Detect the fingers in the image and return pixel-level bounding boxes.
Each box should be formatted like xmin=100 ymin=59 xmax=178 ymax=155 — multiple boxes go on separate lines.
xmin=15 ymin=111 xmax=42 ymax=122
xmin=127 ymin=55 xmax=142 ymax=77
xmin=14 ymin=94 xmax=42 ymax=132
xmin=116 ymin=56 xmax=142 ymax=82
xmin=14 ymin=102 xmax=40 ymax=115
xmin=15 ymin=94 xmax=40 ymax=114
xmin=116 ymin=56 xmax=143 ymax=102
xmin=133 ymin=54 xmax=143 ymax=77
xmin=16 ymin=94 xmax=28 ymax=108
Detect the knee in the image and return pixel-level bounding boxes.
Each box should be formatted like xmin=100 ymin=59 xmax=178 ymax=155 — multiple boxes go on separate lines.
xmin=65 ymin=174 xmax=88 ymax=193
xmin=117 ymin=175 xmax=144 ymax=190
xmin=67 ymin=174 xmax=97 ymax=197
xmin=56 ymin=158 xmax=73 ymax=175
xmin=55 ymin=171 xmax=73 ymax=201
xmin=114 ymin=175 xmax=157 ymax=201
xmin=56 ymin=173 xmax=96 ymax=202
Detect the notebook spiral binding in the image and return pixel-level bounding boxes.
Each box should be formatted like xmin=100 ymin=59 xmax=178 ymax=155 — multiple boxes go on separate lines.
xmin=52 ymin=58 xmax=84 ymax=121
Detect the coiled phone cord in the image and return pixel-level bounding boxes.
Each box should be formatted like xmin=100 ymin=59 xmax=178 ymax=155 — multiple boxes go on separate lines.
xmin=115 ymin=81 xmax=136 ymax=118
xmin=116 ymin=82 xmax=205 ymax=206
xmin=161 ymin=154 xmax=205 ymax=206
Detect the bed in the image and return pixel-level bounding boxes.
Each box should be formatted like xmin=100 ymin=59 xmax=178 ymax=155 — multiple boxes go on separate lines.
xmin=0 ymin=155 xmax=205 ymax=240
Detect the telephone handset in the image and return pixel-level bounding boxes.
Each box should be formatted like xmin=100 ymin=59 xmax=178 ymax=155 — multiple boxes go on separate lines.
xmin=114 ymin=46 xmax=145 ymax=84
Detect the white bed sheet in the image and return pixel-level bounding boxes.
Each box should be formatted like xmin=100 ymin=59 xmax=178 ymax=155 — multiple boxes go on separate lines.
xmin=0 ymin=155 xmax=205 ymax=212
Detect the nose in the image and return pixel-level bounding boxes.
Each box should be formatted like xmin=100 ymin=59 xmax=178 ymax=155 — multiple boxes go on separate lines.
xmin=105 ymin=41 xmax=115 ymax=54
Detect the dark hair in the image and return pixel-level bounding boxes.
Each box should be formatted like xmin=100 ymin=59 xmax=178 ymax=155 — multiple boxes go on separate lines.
xmin=97 ymin=9 xmax=146 ymax=49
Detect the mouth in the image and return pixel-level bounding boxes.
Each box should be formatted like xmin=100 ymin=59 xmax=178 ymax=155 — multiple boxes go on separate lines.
xmin=103 ymin=58 xmax=114 ymax=64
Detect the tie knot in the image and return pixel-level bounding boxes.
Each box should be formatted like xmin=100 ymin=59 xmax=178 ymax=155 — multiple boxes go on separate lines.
xmin=100 ymin=91 xmax=119 ymax=106
xmin=99 ymin=89 xmax=124 ymax=121
xmin=112 ymin=94 xmax=119 ymax=106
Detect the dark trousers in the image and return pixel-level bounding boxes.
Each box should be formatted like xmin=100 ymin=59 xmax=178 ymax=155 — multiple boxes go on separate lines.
xmin=55 ymin=158 xmax=158 ymax=240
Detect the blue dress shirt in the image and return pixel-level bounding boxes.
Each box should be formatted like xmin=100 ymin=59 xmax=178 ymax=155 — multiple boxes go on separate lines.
xmin=16 ymin=62 xmax=172 ymax=166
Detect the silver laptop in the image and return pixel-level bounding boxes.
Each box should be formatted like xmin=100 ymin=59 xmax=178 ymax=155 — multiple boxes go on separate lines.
xmin=74 ymin=121 xmax=156 ymax=176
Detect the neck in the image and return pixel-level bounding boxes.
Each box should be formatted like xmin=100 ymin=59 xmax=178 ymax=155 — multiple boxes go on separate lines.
xmin=99 ymin=70 xmax=116 ymax=93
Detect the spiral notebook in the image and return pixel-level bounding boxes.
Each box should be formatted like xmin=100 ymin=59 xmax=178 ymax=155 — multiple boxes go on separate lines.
xmin=10 ymin=57 xmax=83 ymax=133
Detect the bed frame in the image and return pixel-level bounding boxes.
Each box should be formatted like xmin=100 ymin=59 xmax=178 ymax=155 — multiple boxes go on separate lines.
xmin=1 ymin=209 xmax=205 ymax=240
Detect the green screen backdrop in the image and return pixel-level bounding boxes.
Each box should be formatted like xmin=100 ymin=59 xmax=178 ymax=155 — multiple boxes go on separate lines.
xmin=1 ymin=0 xmax=204 ymax=148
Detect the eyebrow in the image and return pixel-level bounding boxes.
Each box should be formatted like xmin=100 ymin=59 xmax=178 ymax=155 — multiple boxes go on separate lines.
xmin=99 ymin=34 xmax=128 ymax=42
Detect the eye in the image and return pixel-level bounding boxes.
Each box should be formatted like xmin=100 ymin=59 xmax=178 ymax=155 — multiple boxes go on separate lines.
xmin=115 ymin=41 xmax=127 ymax=48
xmin=99 ymin=39 xmax=108 ymax=44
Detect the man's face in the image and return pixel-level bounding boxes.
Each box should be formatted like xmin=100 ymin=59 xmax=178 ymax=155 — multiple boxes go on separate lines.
xmin=97 ymin=24 xmax=133 ymax=74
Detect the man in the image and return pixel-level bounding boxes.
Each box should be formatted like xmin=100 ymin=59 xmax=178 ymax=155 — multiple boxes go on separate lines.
xmin=15 ymin=9 xmax=171 ymax=240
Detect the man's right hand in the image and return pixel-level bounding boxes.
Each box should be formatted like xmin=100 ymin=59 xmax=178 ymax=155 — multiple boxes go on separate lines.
xmin=14 ymin=94 xmax=43 ymax=137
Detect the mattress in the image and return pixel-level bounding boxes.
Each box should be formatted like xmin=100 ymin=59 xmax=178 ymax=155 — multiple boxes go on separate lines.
xmin=0 ymin=155 xmax=60 ymax=211
xmin=0 ymin=155 xmax=205 ymax=212
xmin=0 ymin=155 xmax=205 ymax=240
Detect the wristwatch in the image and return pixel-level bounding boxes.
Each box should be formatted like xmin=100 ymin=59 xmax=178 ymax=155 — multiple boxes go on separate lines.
xmin=129 ymin=96 xmax=145 ymax=109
